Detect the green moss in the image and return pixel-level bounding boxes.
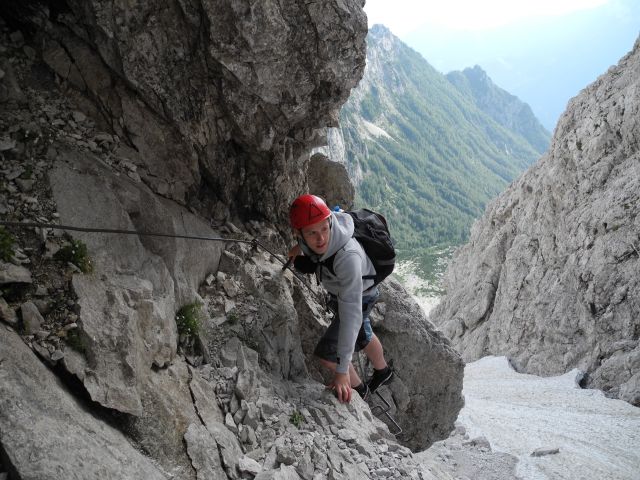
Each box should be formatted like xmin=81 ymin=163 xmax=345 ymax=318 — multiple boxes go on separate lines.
xmin=289 ymin=410 xmax=305 ymax=429
xmin=0 ymin=227 xmax=15 ymax=262
xmin=176 ymin=302 xmax=202 ymax=337
xmin=55 ymin=239 xmax=93 ymax=273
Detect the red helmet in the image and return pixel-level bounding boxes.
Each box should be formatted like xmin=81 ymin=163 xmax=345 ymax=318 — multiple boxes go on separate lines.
xmin=289 ymin=194 xmax=331 ymax=230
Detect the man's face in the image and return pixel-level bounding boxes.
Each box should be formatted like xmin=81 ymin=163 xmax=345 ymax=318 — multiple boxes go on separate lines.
xmin=300 ymin=218 xmax=331 ymax=255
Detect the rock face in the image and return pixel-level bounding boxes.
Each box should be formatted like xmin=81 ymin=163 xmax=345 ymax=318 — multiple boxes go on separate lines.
xmin=13 ymin=0 xmax=367 ymax=225
xmin=431 ymin=37 xmax=640 ymax=405
xmin=47 ymin=149 xmax=225 ymax=474
xmin=0 ymin=327 xmax=167 ymax=480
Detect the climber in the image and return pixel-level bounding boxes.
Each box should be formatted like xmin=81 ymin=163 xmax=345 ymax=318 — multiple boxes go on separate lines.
xmin=287 ymin=194 xmax=394 ymax=403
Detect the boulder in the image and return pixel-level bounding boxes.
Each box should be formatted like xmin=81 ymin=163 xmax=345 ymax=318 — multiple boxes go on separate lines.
xmin=20 ymin=300 xmax=43 ymax=334
xmin=374 ymin=278 xmax=465 ymax=451
xmin=0 ymin=262 xmax=32 ymax=285
xmin=183 ymin=423 xmax=229 ymax=480
xmin=307 ymin=152 xmax=355 ymax=210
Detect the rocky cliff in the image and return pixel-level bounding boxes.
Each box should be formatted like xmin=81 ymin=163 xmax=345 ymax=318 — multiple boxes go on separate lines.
xmin=0 ymin=3 xmax=468 ymax=479
xmin=431 ymin=37 xmax=640 ymax=406
xmin=3 ymin=0 xmax=368 ymax=227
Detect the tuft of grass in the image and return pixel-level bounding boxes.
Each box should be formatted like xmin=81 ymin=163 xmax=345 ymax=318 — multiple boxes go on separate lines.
xmin=227 ymin=310 xmax=238 ymax=324
xmin=65 ymin=328 xmax=87 ymax=353
xmin=0 ymin=227 xmax=15 ymax=262
xmin=289 ymin=410 xmax=305 ymax=429
xmin=176 ymin=302 xmax=202 ymax=337
xmin=54 ymin=239 xmax=93 ymax=273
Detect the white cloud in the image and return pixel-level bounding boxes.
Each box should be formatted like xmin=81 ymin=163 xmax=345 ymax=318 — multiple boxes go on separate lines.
xmin=364 ymin=0 xmax=611 ymax=34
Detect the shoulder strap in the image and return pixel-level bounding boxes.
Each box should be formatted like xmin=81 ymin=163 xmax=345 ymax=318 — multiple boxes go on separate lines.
xmin=320 ymin=252 xmax=337 ymax=277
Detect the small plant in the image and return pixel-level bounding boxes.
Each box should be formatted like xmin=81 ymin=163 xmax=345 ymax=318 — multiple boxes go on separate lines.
xmin=0 ymin=227 xmax=15 ymax=262
xmin=289 ymin=410 xmax=305 ymax=429
xmin=0 ymin=227 xmax=16 ymax=262
xmin=65 ymin=328 xmax=87 ymax=353
xmin=227 ymin=310 xmax=238 ymax=324
xmin=176 ymin=302 xmax=203 ymax=337
xmin=55 ymin=238 xmax=93 ymax=273
xmin=20 ymin=165 xmax=34 ymax=180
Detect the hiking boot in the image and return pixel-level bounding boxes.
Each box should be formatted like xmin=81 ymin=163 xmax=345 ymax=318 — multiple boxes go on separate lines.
xmin=367 ymin=366 xmax=394 ymax=393
xmin=354 ymin=382 xmax=370 ymax=401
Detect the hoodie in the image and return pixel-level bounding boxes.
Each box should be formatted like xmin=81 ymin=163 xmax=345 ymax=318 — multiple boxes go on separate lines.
xmin=299 ymin=212 xmax=376 ymax=373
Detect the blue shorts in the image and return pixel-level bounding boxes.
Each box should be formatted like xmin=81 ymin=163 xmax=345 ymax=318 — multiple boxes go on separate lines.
xmin=314 ymin=288 xmax=379 ymax=364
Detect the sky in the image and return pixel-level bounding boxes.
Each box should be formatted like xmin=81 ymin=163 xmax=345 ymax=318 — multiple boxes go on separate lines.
xmin=363 ymin=0 xmax=640 ymax=131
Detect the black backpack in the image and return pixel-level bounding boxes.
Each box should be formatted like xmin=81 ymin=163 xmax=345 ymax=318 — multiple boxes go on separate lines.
xmin=322 ymin=209 xmax=396 ymax=286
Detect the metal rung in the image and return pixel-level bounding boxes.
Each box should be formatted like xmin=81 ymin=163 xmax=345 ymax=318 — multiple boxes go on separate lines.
xmin=370 ymin=391 xmax=402 ymax=436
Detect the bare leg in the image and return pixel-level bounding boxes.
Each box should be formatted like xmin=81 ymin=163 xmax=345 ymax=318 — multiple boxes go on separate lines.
xmin=319 ymin=358 xmax=363 ymax=387
xmin=362 ymin=334 xmax=387 ymax=370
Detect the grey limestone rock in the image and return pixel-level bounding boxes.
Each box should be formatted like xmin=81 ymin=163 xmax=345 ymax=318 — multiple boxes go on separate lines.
xmin=239 ymin=455 xmax=263 ymax=475
xmin=0 ymin=297 xmax=18 ymax=326
xmin=255 ymin=465 xmax=303 ymax=480
xmin=48 ymin=150 xmax=222 ymax=414
xmin=0 ymin=327 xmax=167 ymax=480
xmin=374 ymin=278 xmax=465 ymax=451
xmin=46 ymin=150 xmax=223 ymax=474
xmin=28 ymin=0 xmax=367 ymax=226
xmin=184 ymin=423 xmax=228 ymax=480
xmin=431 ymin=37 xmax=640 ymax=405
xmin=20 ymin=300 xmax=43 ymax=334
xmin=531 ymin=447 xmax=560 ymax=457
xmin=0 ymin=261 xmax=32 ymax=285
xmin=307 ymin=152 xmax=355 ymax=210
xmin=189 ymin=367 xmax=226 ymax=425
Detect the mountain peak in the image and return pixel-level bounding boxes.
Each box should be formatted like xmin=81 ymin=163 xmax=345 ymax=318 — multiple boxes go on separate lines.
xmin=369 ymin=23 xmax=393 ymax=36
xmin=464 ymin=65 xmax=489 ymax=80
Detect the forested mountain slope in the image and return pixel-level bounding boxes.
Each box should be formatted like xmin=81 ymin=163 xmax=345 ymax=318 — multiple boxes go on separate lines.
xmin=446 ymin=65 xmax=550 ymax=154
xmin=331 ymin=25 xmax=549 ymax=251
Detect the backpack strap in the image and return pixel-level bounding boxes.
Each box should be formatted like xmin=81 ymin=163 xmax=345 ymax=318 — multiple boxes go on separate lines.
xmin=319 ymin=244 xmax=373 ymax=282
xmin=319 ymin=251 xmax=337 ymax=279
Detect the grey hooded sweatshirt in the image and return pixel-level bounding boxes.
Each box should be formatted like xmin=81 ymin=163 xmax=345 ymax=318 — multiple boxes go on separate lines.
xmin=299 ymin=212 xmax=376 ymax=374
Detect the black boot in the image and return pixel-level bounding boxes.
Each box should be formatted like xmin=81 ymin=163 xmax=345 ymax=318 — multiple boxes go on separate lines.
xmin=367 ymin=366 xmax=394 ymax=393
